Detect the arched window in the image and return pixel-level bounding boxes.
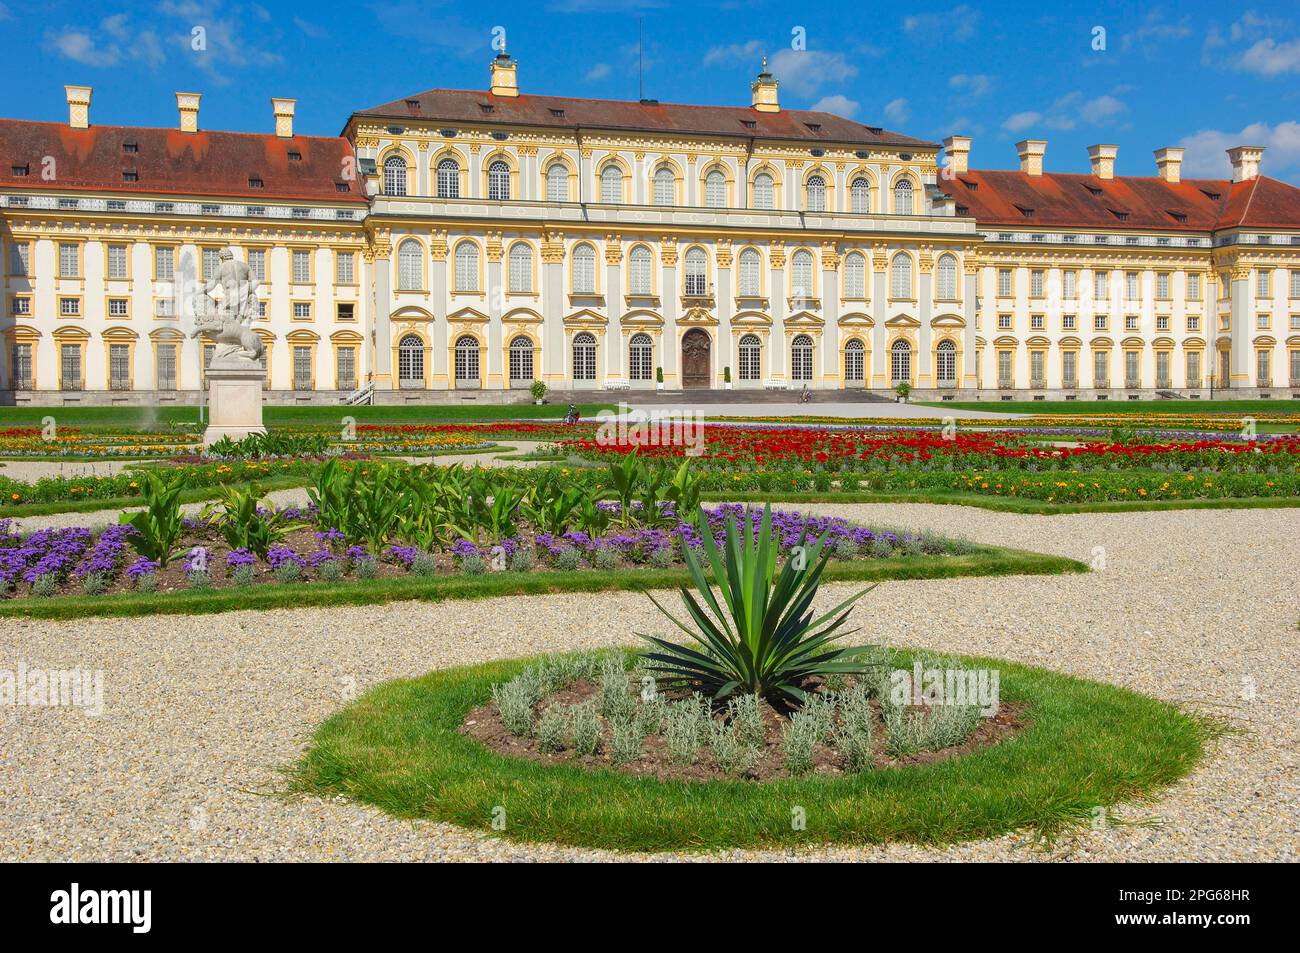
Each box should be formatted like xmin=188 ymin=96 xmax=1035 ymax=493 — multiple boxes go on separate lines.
xmin=397 ymin=333 xmax=423 ymax=387
xmin=653 ymin=166 xmax=675 ymax=206
xmin=572 ymin=331 xmax=597 ymax=381
xmin=936 ymin=339 xmax=957 ymax=385
xmin=893 ymin=177 xmax=914 ymax=215
xmin=454 ymin=241 xmax=479 ymax=292
xmin=383 ymin=155 xmax=407 ymax=196
xmin=844 ymin=251 xmax=866 ymax=299
xmin=844 ymin=338 xmax=865 ymax=382
xmin=436 ymin=158 xmax=460 ymax=198
xmin=738 ymin=248 xmax=761 ymax=297
xmin=936 ymin=254 xmax=958 ymax=299
xmin=805 ymin=175 xmax=826 ymax=212
xmin=752 ymin=172 xmax=774 ymax=210
xmin=600 ymin=164 xmax=623 ymax=203
xmin=738 ymin=333 xmax=762 ymax=381
xmin=572 ymin=243 xmax=596 ymax=294
xmin=508 ymin=243 xmax=533 ymax=294
xmin=890 ymin=339 xmax=912 ymax=384
xmin=890 ymin=253 xmax=912 ymax=299
xmin=487 ymin=160 xmax=511 ymax=201
xmin=684 ymin=247 xmax=708 ymax=296
xmin=546 ymin=162 xmax=569 ymax=203
xmin=628 ymin=245 xmax=653 ymax=295
xmin=629 ymin=332 xmax=653 ymax=381
xmin=396 ymin=239 xmax=422 ymax=291
xmin=850 ymin=177 xmax=870 ymax=213
xmin=791 ymin=333 xmax=814 ymax=381
xmin=791 ymin=249 xmax=814 ymax=302
xmin=509 ymin=335 xmax=534 ymax=385
xmin=704 ymin=169 xmax=726 ymax=208
xmin=454 ymin=334 xmax=479 ymax=383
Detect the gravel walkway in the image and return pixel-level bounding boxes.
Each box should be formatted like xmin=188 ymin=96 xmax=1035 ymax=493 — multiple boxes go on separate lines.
xmin=1 ymin=503 xmax=1296 ymax=862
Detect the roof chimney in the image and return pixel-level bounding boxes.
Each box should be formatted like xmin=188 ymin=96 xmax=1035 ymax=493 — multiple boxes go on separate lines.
xmin=1016 ymin=139 xmax=1047 ymax=176
xmin=1154 ymin=147 xmax=1184 ymax=184
xmin=1088 ymin=143 xmax=1118 ymax=180
xmin=751 ymin=55 xmax=780 ymax=113
xmin=64 ymin=85 xmax=92 ymax=130
xmin=489 ymin=48 xmax=519 ymax=98
xmin=176 ymin=92 xmax=201 ymax=133
xmin=943 ymin=135 xmax=971 ymax=175
xmin=1226 ymin=145 xmax=1264 ymax=183
xmin=271 ymin=98 xmax=296 ymax=138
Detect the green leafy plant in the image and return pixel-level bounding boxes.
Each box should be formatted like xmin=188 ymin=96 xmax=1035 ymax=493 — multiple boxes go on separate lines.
xmin=529 ymin=380 xmax=547 ymax=402
xmin=119 ymin=470 xmax=186 ymax=567
xmin=213 ymin=481 xmax=292 ymax=558
xmin=895 ymin=381 xmax=911 ymax=400
xmin=640 ymin=504 xmax=878 ymax=706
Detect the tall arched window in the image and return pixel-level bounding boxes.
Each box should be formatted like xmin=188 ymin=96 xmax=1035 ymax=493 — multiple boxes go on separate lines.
xmin=436 ymin=158 xmax=460 ymax=198
xmin=890 ymin=339 xmax=912 ymax=384
xmin=572 ymin=331 xmax=597 ymax=381
xmin=850 ymin=177 xmax=870 ymax=213
xmin=844 ymin=338 xmax=865 ymax=382
xmin=396 ymin=239 xmax=422 ymax=291
xmin=844 ymin=251 xmax=866 ymax=299
xmin=752 ymin=172 xmax=774 ymax=209
xmin=397 ymin=333 xmax=423 ymax=387
xmin=600 ymin=164 xmax=623 ymax=203
xmin=738 ymin=248 xmax=761 ymax=297
xmin=791 ymin=333 xmax=814 ymax=381
xmin=893 ymin=177 xmax=914 ymax=215
xmin=704 ymin=169 xmax=726 ymax=208
xmin=572 ymin=243 xmax=596 ymax=294
xmin=936 ymin=254 xmax=958 ymax=299
xmin=791 ymin=249 xmax=814 ymax=302
xmin=454 ymin=241 xmax=479 ymax=292
xmin=738 ymin=333 xmax=762 ymax=381
xmin=508 ymin=243 xmax=533 ymax=294
xmin=684 ymin=247 xmax=708 ymax=296
xmin=805 ymin=175 xmax=826 ymax=212
xmin=936 ymin=339 xmax=957 ymax=385
xmin=546 ymin=162 xmax=569 ymax=203
xmin=628 ymin=245 xmax=653 ymax=295
xmin=629 ymin=333 xmax=653 ymax=381
xmin=454 ymin=334 xmax=480 ymax=384
xmin=508 ymin=335 xmax=533 ymax=385
xmin=653 ymin=166 xmax=675 ymax=206
xmin=890 ymin=253 xmax=913 ymax=299
xmin=487 ymin=160 xmax=511 ymax=201
xmin=383 ymin=155 xmax=407 ymax=196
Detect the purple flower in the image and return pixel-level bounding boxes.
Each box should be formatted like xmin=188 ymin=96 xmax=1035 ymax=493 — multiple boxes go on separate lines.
xmin=225 ymin=548 xmax=258 ymax=569
xmin=126 ymin=557 xmax=159 ymax=578
xmin=385 ymin=545 xmax=420 ymax=568
xmin=450 ymin=539 xmax=480 ymax=558
xmin=266 ymin=546 xmax=306 ymax=570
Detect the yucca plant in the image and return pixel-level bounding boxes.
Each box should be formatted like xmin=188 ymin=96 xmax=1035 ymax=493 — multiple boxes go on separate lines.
xmin=640 ymin=504 xmax=878 ymax=707
xmin=119 ymin=470 xmax=186 ymax=567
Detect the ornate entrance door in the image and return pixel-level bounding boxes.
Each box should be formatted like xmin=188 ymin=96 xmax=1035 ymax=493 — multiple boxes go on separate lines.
xmin=681 ymin=329 xmax=711 ymax=388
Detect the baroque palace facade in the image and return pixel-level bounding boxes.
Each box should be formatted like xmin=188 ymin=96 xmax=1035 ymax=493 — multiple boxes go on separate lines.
xmin=3 ymin=51 xmax=1300 ymax=404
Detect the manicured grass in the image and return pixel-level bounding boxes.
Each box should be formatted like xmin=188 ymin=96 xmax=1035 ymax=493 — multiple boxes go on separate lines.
xmin=703 ymin=489 xmax=1300 ymax=514
xmin=0 ymin=403 xmax=614 ymax=428
xmin=0 ymin=475 xmax=309 ymax=518
xmin=291 ymin=648 xmax=1213 ymax=851
xmin=0 ymin=547 xmax=1085 ymax=620
xmin=918 ymin=398 xmax=1300 ymax=415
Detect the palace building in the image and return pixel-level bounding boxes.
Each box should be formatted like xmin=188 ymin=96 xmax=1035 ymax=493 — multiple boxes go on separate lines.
xmin=3 ymin=51 xmax=1300 ymax=404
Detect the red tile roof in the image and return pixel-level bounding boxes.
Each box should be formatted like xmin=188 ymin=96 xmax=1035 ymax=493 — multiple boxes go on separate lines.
xmin=939 ymin=168 xmax=1300 ymax=232
xmin=353 ymin=88 xmax=936 ymax=149
xmin=0 ymin=119 xmax=365 ymax=203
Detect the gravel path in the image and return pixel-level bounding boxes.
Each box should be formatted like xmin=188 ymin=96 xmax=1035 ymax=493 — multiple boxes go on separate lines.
xmin=0 ymin=459 xmax=150 ymax=481
xmin=1 ymin=503 xmax=1296 ymax=862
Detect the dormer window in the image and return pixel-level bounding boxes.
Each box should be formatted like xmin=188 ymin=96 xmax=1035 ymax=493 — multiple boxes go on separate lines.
xmin=404 ymin=99 xmax=420 ymax=110
xmin=478 ymin=103 xmax=494 ymax=114
xmin=1200 ymin=188 xmax=1221 ymax=201
xmin=804 ymin=122 xmax=822 ymax=132
xmin=960 ymin=179 xmax=978 ymax=190
xmin=1168 ymin=210 xmax=1187 ymax=224
xmin=740 ymin=119 xmax=756 ymax=129
xmin=1084 ymin=184 xmax=1102 ymax=197
xmin=335 ymin=181 xmax=350 ymax=192
xmin=11 ymin=164 xmax=29 ymax=176
xmin=548 ymin=108 xmax=566 ymax=118
xmin=1109 ymin=209 xmax=1128 ymax=221
xmin=287 ymin=150 xmax=302 ymax=162
xmin=956 ymin=205 xmax=970 ymax=215
xmin=1015 ymin=204 xmax=1035 ymax=218
xmin=122 ymin=142 xmax=138 ymax=154
xmin=122 ymin=170 xmax=138 ymax=182
xmin=248 ymin=177 xmax=264 ymax=189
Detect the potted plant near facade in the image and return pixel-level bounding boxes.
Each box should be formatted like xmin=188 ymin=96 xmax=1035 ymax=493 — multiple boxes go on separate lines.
xmin=895 ymin=381 xmax=911 ymax=403
xmin=724 ymin=366 xmax=732 ymax=390
xmin=656 ymin=367 xmax=665 ymax=392
xmin=530 ymin=380 xmax=547 ymax=405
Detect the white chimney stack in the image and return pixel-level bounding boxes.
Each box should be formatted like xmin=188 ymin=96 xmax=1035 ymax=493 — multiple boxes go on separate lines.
xmin=943 ymin=135 xmax=972 ymax=175
xmin=1088 ymin=143 xmax=1118 ymax=180
xmin=176 ymin=92 xmax=201 ymax=133
xmin=1226 ymin=145 xmax=1264 ymax=183
xmin=1154 ymin=147 xmax=1184 ymax=184
xmin=64 ymin=85 xmax=92 ymax=129
xmin=1016 ymin=139 xmax=1047 ymax=176
xmin=272 ymin=98 xmax=296 ymax=138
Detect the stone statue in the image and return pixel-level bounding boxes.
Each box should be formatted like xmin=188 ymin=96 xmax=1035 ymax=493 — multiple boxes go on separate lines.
xmin=190 ymin=248 xmax=265 ymax=364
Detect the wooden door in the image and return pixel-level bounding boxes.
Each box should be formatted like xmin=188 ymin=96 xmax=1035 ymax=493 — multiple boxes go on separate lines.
xmin=681 ymin=329 xmax=711 ymax=388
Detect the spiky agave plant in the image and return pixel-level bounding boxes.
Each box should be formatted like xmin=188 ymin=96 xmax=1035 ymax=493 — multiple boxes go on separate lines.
xmin=639 ymin=504 xmax=878 ymax=707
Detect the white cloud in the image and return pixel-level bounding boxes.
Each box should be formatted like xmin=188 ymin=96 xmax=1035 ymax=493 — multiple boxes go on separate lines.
xmin=883 ymin=97 xmax=909 ymax=124
xmin=1237 ymin=37 xmax=1300 ymax=76
xmin=767 ymin=49 xmax=857 ymax=97
xmin=1179 ymin=121 xmax=1300 ymax=180
xmin=293 ymin=16 xmax=328 ymax=39
xmin=702 ymin=39 xmax=764 ymax=67
xmin=949 ymin=73 xmax=992 ymax=98
xmin=43 ymin=17 xmax=166 ymax=69
xmin=1002 ymin=111 xmax=1041 ymax=133
xmin=584 ymin=63 xmax=610 ymax=81
xmin=903 ymin=5 xmax=978 ymax=42
xmin=1121 ymin=10 xmax=1192 ymax=53
xmin=1080 ymin=94 xmax=1126 ymax=123
xmin=1202 ymin=11 xmax=1300 ymax=76
xmin=809 ymin=94 xmax=859 ymax=119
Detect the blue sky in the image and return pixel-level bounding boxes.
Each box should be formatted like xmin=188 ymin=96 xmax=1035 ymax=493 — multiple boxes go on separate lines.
xmin=5 ymin=0 xmax=1300 ymax=182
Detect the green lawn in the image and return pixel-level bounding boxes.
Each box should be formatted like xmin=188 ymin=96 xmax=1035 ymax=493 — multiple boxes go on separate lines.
xmin=919 ymin=398 xmax=1300 ymax=415
xmin=0 ymin=402 xmax=614 ymax=428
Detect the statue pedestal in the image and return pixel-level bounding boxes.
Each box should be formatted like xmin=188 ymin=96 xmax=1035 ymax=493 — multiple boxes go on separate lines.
xmin=203 ymin=358 xmax=266 ymax=447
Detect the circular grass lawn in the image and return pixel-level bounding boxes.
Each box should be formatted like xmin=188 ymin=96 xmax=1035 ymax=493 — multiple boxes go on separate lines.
xmin=291 ymin=650 xmax=1213 ymax=853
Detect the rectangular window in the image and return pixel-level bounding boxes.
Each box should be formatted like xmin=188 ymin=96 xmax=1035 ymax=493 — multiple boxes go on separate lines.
xmin=155 ymin=247 xmax=175 ymax=281
xmin=1093 ymin=271 xmax=1107 ymax=299
xmin=1291 ymin=270 xmax=1300 ymax=299
xmin=1030 ymin=350 xmax=1045 ymax=385
xmin=201 ymin=247 xmax=221 ymax=279
xmin=60 ymin=343 xmax=81 ymax=390
xmin=58 ymin=242 xmax=79 ymax=278
xmin=1125 ymin=271 xmax=1139 ymax=300
xmin=11 ymin=343 xmax=33 ymax=389
xmin=336 ymin=347 xmax=356 ymax=390
xmin=247 ymin=249 xmax=267 ymax=281
xmin=1094 ymin=314 xmax=1107 ymax=331
xmin=293 ymin=346 xmax=313 ymax=390
xmin=292 ymin=250 xmax=311 ymax=283
xmin=336 ymin=303 xmax=355 ymax=322
xmin=59 ymin=297 xmax=81 ymax=317
xmin=257 ymin=300 xmax=268 ymax=320
xmin=1156 ymin=314 xmax=1169 ymax=331
xmin=997 ymin=268 xmax=1012 ymax=297
xmin=1258 ymin=313 xmax=1270 ymax=330
xmin=108 ymin=298 xmax=129 ymax=317
xmin=1062 ymin=270 xmax=1077 ymax=298
xmin=1094 ymin=350 xmax=1108 ymax=385
xmin=1030 ymin=269 xmax=1044 ymax=297
xmin=106 ymin=244 xmax=129 ymax=279
xmin=1187 ymin=273 xmax=1201 ymax=301
xmin=1062 ymin=314 xmax=1076 ymax=330
xmin=1257 ymin=270 xmax=1271 ymax=297
xmin=1156 ymin=272 xmax=1170 ymax=299
xmin=1125 ymin=351 xmax=1140 ymax=387
xmin=1257 ymin=349 xmax=1271 ymax=385
xmin=8 ymin=242 xmax=29 ymax=276
xmin=293 ymin=302 xmax=311 ymax=321
xmin=1187 ymin=314 xmax=1200 ymax=332
xmin=109 ymin=344 xmax=131 ymax=390
xmin=155 ymin=298 xmax=175 ymax=318
xmin=1030 ymin=314 xmax=1044 ymax=330
xmin=997 ymin=313 xmax=1011 ymax=330
xmin=11 ymin=296 xmax=31 ymax=317
xmin=156 ymin=344 xmax=177 ymax=390
xmin=997 ymin=350 xmax=1013 ymax=387
xmin=1125 ymin=314 xmax=1139 ymax=331
xmin=1186 ymin=351 xmax=1201 ymax=387
xmin=335 ymin=251 xmax=355 ymax=285
xmin=1062 ymin=350 xmax=1077 ymax=386
xmin=1156 ymin=351 xmax=1170 ymax=387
